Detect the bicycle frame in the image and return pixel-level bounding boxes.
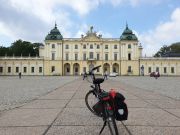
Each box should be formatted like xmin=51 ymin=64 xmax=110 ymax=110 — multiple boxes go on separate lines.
xmin=85 ymin=65 xmax=119 ymax=135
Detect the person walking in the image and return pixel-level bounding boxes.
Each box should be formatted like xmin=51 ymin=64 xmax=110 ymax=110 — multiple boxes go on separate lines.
xmin=83 ymin=72 xmax=87 ymax=80
xmin=19 ymin=72 xmax=21 ymax=79
xmin=104 ymin=71 xmax=108 ymax=80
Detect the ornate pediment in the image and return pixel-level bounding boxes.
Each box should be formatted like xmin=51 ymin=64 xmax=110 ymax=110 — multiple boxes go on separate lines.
xmin=81 ymin=26 xmax=102 ymax=41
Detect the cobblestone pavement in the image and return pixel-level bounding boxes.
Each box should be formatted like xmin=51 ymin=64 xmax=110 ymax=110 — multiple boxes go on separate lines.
xmin=109 ymin=76 xmax=180 ymax=100
xmin=0 ymin=76 xmax=78 ymax=111
xmin=0 ymin=76 xmax=180 ymax=135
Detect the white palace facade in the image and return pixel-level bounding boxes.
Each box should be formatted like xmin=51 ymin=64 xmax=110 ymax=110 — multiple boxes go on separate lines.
xmin=0 ymin=24 xmax=180 ymax=76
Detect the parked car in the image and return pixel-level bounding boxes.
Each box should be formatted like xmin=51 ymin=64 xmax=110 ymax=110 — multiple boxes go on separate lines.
xmin=109 ymin=72 xmax=118 ymax=77
xmin=150 ymin=72 xmax=160 ymax=79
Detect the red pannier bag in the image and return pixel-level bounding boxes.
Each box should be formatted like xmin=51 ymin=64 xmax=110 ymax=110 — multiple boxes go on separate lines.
xmin=110 ymin=91 xmax=128 ymax=121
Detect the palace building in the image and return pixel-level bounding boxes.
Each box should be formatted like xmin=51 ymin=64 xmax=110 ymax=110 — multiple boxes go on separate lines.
xmin=0 ymin=24 xmax=180 ymax=76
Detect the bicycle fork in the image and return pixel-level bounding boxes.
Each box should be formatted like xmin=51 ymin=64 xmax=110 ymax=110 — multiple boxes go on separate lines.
xmin=99 ymin=102 xmax=114 ymax=135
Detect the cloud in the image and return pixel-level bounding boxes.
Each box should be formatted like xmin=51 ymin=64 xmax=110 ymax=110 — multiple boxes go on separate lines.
xmin=0 ymin=0 xmax=167 ymax=47
xmin=139 ymin=8 xmax=180 ymax=56
xmin=73 ymin=24 xmax=112 ymax=39
xmin=100 ymin=0 xmax=163 ymax=7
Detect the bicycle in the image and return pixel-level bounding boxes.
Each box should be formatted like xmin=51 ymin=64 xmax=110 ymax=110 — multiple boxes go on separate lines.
xmin=85 ymin=65 xmax=127 ymax=135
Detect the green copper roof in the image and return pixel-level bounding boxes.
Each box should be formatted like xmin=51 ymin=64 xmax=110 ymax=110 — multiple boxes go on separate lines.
xmin=45 ymin=23 xmax=63 ymax=40
xmin=120 ymin=24 xmax=138 ymax=41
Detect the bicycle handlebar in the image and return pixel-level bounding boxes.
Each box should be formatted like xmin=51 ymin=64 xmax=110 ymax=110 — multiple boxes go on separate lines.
xmin=86 ymin=65 xmax=101 ymax=81
xmin=91 ymin=65 xmax=101 ymax=72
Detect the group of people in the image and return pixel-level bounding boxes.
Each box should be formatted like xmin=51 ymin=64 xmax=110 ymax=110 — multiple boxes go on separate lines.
xmin=83 ymin=71 xmax=108 ymax=80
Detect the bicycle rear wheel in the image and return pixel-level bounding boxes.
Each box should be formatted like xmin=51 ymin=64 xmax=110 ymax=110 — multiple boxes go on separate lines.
xmin=85 ymin=90 xmax=101 ymax=116
xmin=107 ymin=116 xmax=119 ymax=135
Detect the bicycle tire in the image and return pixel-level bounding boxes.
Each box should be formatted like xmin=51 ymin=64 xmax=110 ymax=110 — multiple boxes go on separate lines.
xmin=107 ymin=116 xmax=119 ymax=135
xmin=85 ymin=90 xmax=101 ymax=116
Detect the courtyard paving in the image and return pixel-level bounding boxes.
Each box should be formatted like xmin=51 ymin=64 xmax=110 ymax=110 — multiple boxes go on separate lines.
xmin=0 ymin=76 xmax=180 ymax=135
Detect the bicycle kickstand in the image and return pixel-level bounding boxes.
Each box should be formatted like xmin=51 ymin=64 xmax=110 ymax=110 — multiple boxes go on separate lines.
xmin=99 ymin=121 xmax=107 ymax=135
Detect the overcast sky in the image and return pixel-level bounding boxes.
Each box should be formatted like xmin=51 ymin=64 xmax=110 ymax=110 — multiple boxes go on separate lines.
xmin=0 ymin=0 xmax=180 ymax=56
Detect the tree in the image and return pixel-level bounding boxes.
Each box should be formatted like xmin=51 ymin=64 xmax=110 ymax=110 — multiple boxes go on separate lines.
xmin=0 ymin=46 xmax=9 ymax=56
xmin=0 ymin=39 xmax=42 ymax=56
xmin=154 ymin=42 xmax=180 ymax=57
xmin=154 ymin=45 xmax=170 ymax=57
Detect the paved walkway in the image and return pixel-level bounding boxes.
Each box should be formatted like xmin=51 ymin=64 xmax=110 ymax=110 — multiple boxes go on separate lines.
xmin=0 ymin=78 xmax=180 ymax=135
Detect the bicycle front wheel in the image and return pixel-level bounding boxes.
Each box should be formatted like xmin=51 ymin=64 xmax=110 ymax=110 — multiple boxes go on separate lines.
xmin=107 ymin=116 xmax=119 ymax=135
xmin=85 ymin=90 xmax=100 ymax=116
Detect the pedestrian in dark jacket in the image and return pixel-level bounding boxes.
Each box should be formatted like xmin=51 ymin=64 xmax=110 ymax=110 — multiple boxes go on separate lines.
xmin=19 ymin=72 xmax=21 ymax=79
xmin=83 ymin=72 xmax=87 ymax=80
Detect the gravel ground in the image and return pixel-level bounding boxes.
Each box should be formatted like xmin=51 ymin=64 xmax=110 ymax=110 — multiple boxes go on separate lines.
xmin=110 ymin=76 xmax=180 ymax=100
xmin=0 ymin=76 xmax=79 ymax=111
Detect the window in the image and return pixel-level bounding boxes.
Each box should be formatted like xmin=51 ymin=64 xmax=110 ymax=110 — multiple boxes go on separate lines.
xmin=156 ymin=67 xmax=159 ymax=72
xmin=83 ymin=53 xmax=86 ymax=60
xmin=97 ymin=68 xmax=99 ymax=72
xmin=51 ymin=66 xmax=55 ymax=72
xmin=113 ymin=67 xmax=116 ymax=72
xmin=75 ymin=54 xmax=78 ymax=60
xmin=66 ymin=67 xmax=70 ymax=73
xmin=52 ymin=44 xmax=55 ymax=49
xmin=97 ymin=45 xmax=100 ymax=49
xmin=128 ymin=66 xmax=131 ymax=72
xmin=148 ymin=67 xmax=151 ymax=73
xmin=89 ymin=52 xmax=93 ymax=59
xmin=66 ymin=53 xmax=69 ymax=60
xmin=83 ymin=45 xmax=86 ymax=49
xmin=171 ymin=67 xmax=174 ymax=73
xmin=75 ymin=45 xmax=78 ymax=49
xmin=128 ymin=44 xmax=131 ymax=49
xmin=105 ymin=54 xmax=108 ymax=60
xmin=65 ymin=45 xmax=69 ymax=49
xmin=114 ymin=53 xmax=117 ymax=61
xmin=16 ymin=67 xmax=19 ymax=73
xmin=90 ymin=44 xmax=93 ymax=49
xmin=39 ymin=67 xmax=42 ymax=73
xmin=52 ymin=53 xmax=55 ymax=60
xmin=83 ymin=67 xmax=86 ymax=72
xmin=105 ymin=45 xmax=108 ymax=49
xmin=128 ymin=53 xmax=131 ymax=60
xmin=0 ymin=67 xmax=3 ymax=73
xmin=75 ymin=67 xmax=78 ymax=72
xmin=114 ymin=45 xmax=117 ymax=49
xmin=164 ymin=67 xmax=167 ymax=73
xmin=24 ymin=67 xmax=27 ymax=73
xmin=97 ymin=54 xmax=100 ymax=60
xmin=8 ymin=67 xmax=11 ymax=73
xmin=31 ymin=67 xmax=34 ymax=73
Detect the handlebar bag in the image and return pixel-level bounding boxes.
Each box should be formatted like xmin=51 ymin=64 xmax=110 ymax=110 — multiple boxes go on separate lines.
xmin=113 ymin=93 xmax=128 ymax=121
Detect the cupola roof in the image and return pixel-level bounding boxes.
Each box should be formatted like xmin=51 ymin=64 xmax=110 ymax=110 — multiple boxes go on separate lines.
xmin=45 ymin=23 xmax=63 ymax=40
xmin=120 ymin=23 xmax=138 ymax=41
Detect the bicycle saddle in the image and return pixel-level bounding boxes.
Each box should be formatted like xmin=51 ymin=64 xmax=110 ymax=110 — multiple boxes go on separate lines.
xmin=93 ymin=78 xmax=104 ymax=84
